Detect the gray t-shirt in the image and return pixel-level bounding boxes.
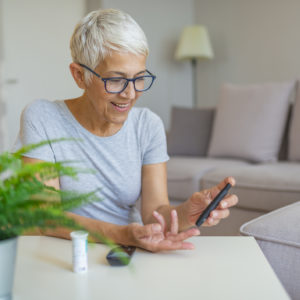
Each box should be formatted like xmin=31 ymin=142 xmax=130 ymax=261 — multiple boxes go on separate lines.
xmin=13 ymin=99 xmax=169 ymax=225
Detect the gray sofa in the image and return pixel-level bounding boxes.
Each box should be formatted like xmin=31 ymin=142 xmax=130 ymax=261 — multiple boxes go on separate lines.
xmin=167 ymin=81 xmax=300 ymax=236
xmin=240 ymin=202 xmax=300 ymax=300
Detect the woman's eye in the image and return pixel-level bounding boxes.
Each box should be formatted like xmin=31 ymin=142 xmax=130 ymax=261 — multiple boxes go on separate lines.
xmin=109 ymin=78 xmax=124 ymax=84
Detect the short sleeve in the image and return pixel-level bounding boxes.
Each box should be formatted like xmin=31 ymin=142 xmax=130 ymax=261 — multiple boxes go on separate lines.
xmin=142 ymin=110 xmax=169 ymax=165
xmin=12 ymin=100 xmax=55 ymax=162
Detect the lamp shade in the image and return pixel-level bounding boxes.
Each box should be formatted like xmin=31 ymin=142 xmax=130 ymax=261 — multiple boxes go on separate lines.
xmin=175 ymin=25 xmax=214 ymax=60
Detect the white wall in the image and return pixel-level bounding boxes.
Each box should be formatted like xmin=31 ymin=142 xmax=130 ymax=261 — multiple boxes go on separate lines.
xmin=0 ymin=0 xmax=3 ymax=62
xmin=1 ymin=0 xmax=86 ymax=150
xmin=195 ymin=0 xmax=300 ymax=107
xmin=0 ymin=0 xmax=4 ymax=152
xmin=101 ymin=0 xmax=195 ymax=129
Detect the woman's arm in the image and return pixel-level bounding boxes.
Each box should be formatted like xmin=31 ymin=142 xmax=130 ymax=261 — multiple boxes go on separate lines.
xmin=22 ymin=157 xmax=198 ymax=251
xmin=140 ymin=162 xmax=169 ymax=223
xmin=22 ymin=156 xmax=60 ymax=189
xmin=141 ymin=162 xmax=189 ymax=230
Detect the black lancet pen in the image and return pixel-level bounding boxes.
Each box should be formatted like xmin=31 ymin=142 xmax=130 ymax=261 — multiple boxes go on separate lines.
xmin=196 ymin=183 xmax=232 ymax=227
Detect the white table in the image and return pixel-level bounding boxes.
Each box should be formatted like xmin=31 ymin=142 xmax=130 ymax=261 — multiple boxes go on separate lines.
xmin=13 ymin=236 xmax=290 ymax=300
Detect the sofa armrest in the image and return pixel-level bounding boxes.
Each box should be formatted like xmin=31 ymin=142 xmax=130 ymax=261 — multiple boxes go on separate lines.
xmin=240 ymin=202 xmax=300 ymax=300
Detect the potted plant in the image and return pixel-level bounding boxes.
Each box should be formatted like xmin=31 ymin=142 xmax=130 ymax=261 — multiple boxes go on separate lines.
xmin=0 ymin=139 xmax=102 ymax=300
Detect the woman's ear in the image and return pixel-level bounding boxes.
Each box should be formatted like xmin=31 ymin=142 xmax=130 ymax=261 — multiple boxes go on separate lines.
xmin=69 ymin=63 xmax=87 ymax=89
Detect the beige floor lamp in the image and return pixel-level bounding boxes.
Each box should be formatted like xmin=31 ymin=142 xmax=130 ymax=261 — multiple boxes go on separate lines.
xmin=175 ymin=25 xmax=214 ymax=107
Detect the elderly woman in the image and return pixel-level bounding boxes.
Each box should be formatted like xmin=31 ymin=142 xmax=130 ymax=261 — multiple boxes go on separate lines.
xmin=14 ymin=9 xmax=238 ymax=252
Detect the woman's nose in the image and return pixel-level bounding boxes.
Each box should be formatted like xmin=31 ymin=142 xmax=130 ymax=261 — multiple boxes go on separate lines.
xmin=120 ymin=81 xmax=136 ymax=99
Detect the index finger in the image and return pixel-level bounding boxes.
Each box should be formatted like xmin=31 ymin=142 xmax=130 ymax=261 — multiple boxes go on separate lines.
xmin=206 ymin=176 xmax=235 ymax=202
xmin=170 ymin=209 xmax=179 ymax=235
xmin=210 ymin=176 xmax=236 ymax=199
xmin=153 ymin=210 xmax=166 ymax=233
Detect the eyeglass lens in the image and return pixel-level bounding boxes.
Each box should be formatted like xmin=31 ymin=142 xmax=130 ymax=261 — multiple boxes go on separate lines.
xmin=105 ymin=76 xmax=153 ymax=93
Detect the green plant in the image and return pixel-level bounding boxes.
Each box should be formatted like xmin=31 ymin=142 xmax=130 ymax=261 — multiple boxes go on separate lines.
xmin=0 ymin=139 xmax=100 ymax=241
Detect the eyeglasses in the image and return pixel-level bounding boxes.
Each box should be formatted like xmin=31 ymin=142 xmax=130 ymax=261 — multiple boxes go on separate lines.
xmin=78 ymin=63 xmax=156 ymax=94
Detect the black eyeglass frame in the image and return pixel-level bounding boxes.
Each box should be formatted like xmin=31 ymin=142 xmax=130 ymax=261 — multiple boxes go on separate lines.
xmin=78 ymin=63 xmax=156 ymax=94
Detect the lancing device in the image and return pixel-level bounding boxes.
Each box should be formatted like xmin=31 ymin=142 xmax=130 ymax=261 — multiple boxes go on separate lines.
xmin=106 ymin=245 xmax=136 ymax=266
xmin=196 ymin=183 xmax=232 ymax=227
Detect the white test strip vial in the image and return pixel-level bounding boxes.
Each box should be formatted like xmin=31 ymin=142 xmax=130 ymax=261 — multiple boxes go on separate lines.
xmin=70 ymin=231 xmax=88 ymax=273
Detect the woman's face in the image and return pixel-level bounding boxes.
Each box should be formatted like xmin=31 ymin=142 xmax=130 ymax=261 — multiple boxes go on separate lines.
xmin=84 ymin=51 xmax=147 ymax=126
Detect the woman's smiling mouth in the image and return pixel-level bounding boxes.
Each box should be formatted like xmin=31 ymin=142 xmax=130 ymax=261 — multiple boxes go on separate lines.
xmin=111 ymin=102 xmax=131 ymax=112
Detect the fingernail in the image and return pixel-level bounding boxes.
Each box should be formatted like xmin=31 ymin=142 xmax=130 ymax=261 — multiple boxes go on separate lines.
xmin=172 ymin=209 xmax=177 ymax=217
xmin=153 ymin=210 xmax=159 ymax=216
xmin=221 ymin=202 xmax=227 ymax=208
xmin=212 ymin=211 xmax=218 ymax=217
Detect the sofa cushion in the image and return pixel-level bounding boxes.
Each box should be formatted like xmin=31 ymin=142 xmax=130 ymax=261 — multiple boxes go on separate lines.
xmin=240 ymin=202 xmax=300 ymax=300
xmin=167 ymin=156 xmax=249 ymax=200
xmin=288 ymin=81 xmax=300 ymax=161
xmin=208 ymin=82 xmax=294 ymax=163
xmin=201 ymin=162 xmax=300 ymax=211
xmin=167 ymin=106 xmax=214 ymax=156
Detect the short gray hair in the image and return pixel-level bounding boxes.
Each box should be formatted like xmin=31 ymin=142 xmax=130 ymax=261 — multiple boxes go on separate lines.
xmin=70 ymin=9 xmax=149 ymax=84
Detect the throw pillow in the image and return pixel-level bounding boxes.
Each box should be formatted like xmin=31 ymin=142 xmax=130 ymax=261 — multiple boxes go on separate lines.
xmin=207 ymin=82 xmax=294 ymax=163
xmin=167 ymin=106 xmax=214 ymax=156
xmin=288 ymin=81 xmax=300 ymax=161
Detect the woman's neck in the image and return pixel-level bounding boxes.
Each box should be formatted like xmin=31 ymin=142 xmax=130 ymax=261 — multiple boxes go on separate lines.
xmin=64 ymin=97 xmax=123 ymax=137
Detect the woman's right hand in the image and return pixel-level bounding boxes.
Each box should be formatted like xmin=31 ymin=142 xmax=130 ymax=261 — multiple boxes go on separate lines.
xmin=127 ymin=209 xmax=200 ymax=252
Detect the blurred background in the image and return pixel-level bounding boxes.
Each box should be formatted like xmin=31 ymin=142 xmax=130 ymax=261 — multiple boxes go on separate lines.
xmin=1 ymin=0 xmax=300 ymax=151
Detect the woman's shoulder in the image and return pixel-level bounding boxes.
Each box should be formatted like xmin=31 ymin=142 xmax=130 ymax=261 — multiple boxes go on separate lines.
xmin=22 ymin=99 xmax=62 ymax=119
xmin=23 ymin=99 xmax=58 ymax=112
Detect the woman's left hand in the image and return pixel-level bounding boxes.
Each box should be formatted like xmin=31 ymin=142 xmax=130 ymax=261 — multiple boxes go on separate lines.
xmin=184 ymin=176 xmax=238 ymax=227
xmin=129 ymin=209 xmax=200 ymax=252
